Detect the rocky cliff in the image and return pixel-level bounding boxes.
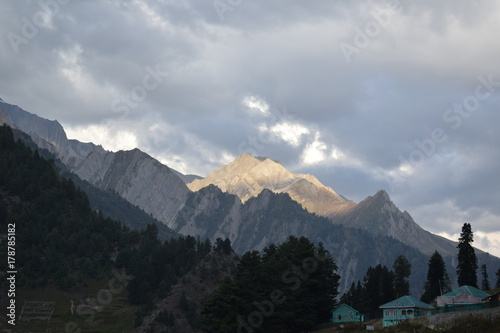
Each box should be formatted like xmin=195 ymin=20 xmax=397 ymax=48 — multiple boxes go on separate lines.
xmin=339 ymin=190 xmax=458 ymax=257
xmin=0 ymin=100 xmax=100 ymax=168
xmin=3 ymin=99 xmax=500 ymax=295
xmin=188 ymin=153 xmax=355 ymax=217
xmin=187 ymin=154 xmax=465 ymax=258
xmin=0 ymin=100 xmax=189 ymax=225
xmin=173 ymin=186 xmax=431 ymax=293
xmin=72 ymin=148 xmax=190 ymax=225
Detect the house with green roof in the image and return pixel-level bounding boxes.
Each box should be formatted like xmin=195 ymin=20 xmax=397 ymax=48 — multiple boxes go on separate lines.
xmin=331 ymin=304 xmax=365 ymax=323
xmin=379 ymin=296 xmax=434 ymax=327
xmin=436 ymin=285 xmax=489 ymax=307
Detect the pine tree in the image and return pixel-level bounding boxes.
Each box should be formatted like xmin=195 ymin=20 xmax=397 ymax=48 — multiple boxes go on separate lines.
xmin=201 ymin=236 xmax=340 ymax=332
xmin=456 ymin=223 xmax=478 ymax=287
xmin=393 ymin=255 xmax=411 ymax=296
xmin=340 ymin=280 xmax=368 ymax=314
xmin=340 ymin=282 xmax=356 ymax=306
xmin=364 ymin=265 xmax=395 ymax=317
xmin=200 ymin=277 xmax=245 ymax=333
xmin=481 ymin=264 xmax=490 ymax=291
xmin=421 ymin=251 xmax=451 ymax=303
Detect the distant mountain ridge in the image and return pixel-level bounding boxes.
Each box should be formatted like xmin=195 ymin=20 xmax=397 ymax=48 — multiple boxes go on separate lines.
xmin=186 ymin=153 xmax=458 ymax=257
xmin=0 ymin=100 xmax=189 ymax=225
xmin=188 ymin=153 xmax=355 ymax=217
xmin=172 ymin=184 xmax=432 ymax=293
xmin=338 ymin=190 xmax=458 ymax=256
xmin=2 ymin=98 xmax=500 ymax=296
xmin=10 ymin=127 xmax=179 ymax=240
xmin=0 ymin=100 xmax=99 ymax=169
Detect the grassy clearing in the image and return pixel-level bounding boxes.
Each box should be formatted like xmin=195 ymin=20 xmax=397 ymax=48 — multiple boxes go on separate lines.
xmin=1 ymin=277 xmax=138 ymax=332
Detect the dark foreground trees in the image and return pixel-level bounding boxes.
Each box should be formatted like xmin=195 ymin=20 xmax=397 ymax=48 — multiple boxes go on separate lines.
xmin=201 ymin=236 xmax=340 ymax=333
xmin=340 ymin=255 xmax=414 ymax=319
xmin=421 ymin=251 xmax=451 ymax=303
xmin=363 ymin=264 xmax=396 ymax=317
xmin=481 ymin=264 xmax=491 ymax=291
xmin=456 ymin=223 xmax=478 ymax=287
xmin=393 ymin=255 xmax=412 ymax=297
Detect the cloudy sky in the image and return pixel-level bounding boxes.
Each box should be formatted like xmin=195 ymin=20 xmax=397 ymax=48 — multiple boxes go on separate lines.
xmin=1 ymin=0 xmax=499 ymax=256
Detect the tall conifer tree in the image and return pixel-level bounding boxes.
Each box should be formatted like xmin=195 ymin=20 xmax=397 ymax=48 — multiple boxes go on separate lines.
xmin=481 ymin=264 xmax=490 ymax=291
xmin=421 ymin=251 xmax=451 ymax=303
xmin=363 ymin=264 xmax=395 ymax=317
xmin=393 ymin=255 xmax=411 ymax=296
xmin=456 ymin=223 xmax=478 ymax=287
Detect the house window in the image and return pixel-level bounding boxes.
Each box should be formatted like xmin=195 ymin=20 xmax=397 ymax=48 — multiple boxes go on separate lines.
xmin=385 ymin=310 xmax=397 ymax=317
xmin=401 ymin=310 xmax=406 ymax=316
xmin=407 ymin=309 xmax=413 ymax=316
xmin=338 ymin=315 xmax=342 ymax=320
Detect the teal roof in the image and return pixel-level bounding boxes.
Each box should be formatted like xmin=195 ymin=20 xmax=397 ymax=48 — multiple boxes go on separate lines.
xmin=380 ymin=296 xmax=434 ymax=309
xmin=332 ymin=304 xmax=361 ymax=314
xmin=441 ymin=285 xmax=490 ymax=298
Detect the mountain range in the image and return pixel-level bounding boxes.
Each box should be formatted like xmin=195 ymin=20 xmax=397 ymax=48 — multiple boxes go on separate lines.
xmin=187 ymin=153 xmax=354 ymax=218
xmin=0 ymin=100 xmax=189 ymax=226
xmin=1 ymin=98 xmax=499 ymax=295
xmin=187 ymin=153 xmax=458 ymax=258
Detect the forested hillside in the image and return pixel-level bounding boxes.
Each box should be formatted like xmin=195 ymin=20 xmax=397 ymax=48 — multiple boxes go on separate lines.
xmin=0 ymin=124 xmax=222 ymax=331
xmin=10 ymin=127 xmax=178 ymax=241
xmin=201 ymin=236 xmax=340 ymax=333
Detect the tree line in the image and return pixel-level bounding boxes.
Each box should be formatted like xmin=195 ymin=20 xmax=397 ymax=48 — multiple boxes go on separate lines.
xmin=456 ymin=222 xmax=500 ymax=291
xmin=201 ymin=236 xmax=340 ymax=333
xmin=0 ymin=125 xmax=218 ymax=329
xmin=340 ymin=222 xmax=500 ymax=319
xmin=2 ymin=124 xmax=499 ymax=332
xmin=339 ymin=255 xmax=412 ymax=318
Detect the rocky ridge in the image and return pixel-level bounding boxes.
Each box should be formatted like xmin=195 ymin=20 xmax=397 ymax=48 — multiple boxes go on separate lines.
xmin=172 ymin=185 xmax=431 ymax=294
xmin=3 ymin=99 xmax=500 ymax=294
xmin=186 ymin=154 xmax=459 ymax=257
xmin=0 ymin=100 xmax=100 ymax=168
xmin=0 ymin=100 xmax=189 ymax=225
xmin=188 ymin=153 xmax=355 ymax=217
xmin=339 ymin=190 xmax=458 ymax=257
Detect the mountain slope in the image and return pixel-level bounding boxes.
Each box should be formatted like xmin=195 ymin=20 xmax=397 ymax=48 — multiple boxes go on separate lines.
xmin=173 ymin=185 xmax=432 ymax=294
xmin=0 ymin=100 xmax=189 ymax=226
xmin=3 ymin=100 xmax=500 ymax=296
xmin=187 ymin=153 xmax=355 ymax=217
xmin=133 ymin=251 xmax=239 ymax=333
xmin=0 ymin=100 xmax=100 ymax=169
xmin=71 ymin=147 xmax=190 ymax=225
xmin=0 ymin=124 xmax=231 ymax=332
xmin=339 ymin=190 xmax=458 ymax=257
xmin=0 ymin=99 xmax=456 ymax=261
xmin=185 ymin=154 xmax=469 ymax=260
xmin=10 ymin=127 xmax=179 ymax=240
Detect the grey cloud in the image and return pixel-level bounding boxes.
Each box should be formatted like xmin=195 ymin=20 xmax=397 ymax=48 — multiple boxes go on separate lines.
xmin=1 ymin=0 xmax=500 ymax=252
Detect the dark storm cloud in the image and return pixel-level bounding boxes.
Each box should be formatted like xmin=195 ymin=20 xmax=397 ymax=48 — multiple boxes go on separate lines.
xmin=1 ymin=0 xmax=499 ymax=254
